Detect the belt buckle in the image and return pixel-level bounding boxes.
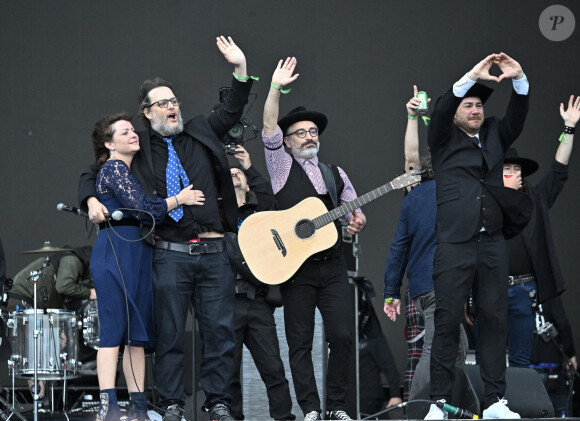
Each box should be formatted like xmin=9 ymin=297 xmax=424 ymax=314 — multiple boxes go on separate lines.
xmin=188 ymin=244 xmax=202 ymax=256
xmin=508 ymin=275 xmax=516 ymax=286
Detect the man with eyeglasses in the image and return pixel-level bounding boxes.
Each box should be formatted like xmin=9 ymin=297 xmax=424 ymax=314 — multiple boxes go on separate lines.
xmin=78 ymin=36 xmax=253 ymax=421
xmin=261 ymin=57 xmax=366 ymax=421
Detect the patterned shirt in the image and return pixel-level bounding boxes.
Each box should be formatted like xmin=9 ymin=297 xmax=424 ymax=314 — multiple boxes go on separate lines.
xmin=262 ymin=126 xmax=361 ymax=219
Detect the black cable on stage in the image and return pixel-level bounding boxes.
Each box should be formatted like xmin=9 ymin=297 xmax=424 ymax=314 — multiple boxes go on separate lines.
xmin=362 ymin=399 xmax=479 ymax=420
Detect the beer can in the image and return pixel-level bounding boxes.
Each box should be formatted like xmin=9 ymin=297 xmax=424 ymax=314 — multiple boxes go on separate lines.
xmin=417 ymin=91 xmax=429 ymax=115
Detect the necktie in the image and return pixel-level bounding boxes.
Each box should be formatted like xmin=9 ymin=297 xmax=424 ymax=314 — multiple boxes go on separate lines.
xmin=162 ymin=136 xmax=190 ymax=222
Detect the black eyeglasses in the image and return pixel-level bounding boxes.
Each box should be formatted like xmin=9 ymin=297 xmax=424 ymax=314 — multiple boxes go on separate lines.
xmin=149 ymin=97 xmax=180 ymax=109
xmin=286 ymin=128 xmax=319 ymax=138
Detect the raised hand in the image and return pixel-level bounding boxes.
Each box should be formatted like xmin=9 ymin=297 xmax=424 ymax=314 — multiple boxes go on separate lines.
xmin=216 ymin=36 xmax=246 ymax=67
xmin=271 ymin=57 xmax=299 ymax=89
xmin=406 ymin=85 xmax=430 ymax=117
xmin=406 ymin=85 xmax=421 ymax=117
xmin=560 ymin=95 xmax=580 ymax=126
xmin=496 ymin=53 xmax=524 ymax=81
xmin=467 ymin=53 xmax=501 ymax=82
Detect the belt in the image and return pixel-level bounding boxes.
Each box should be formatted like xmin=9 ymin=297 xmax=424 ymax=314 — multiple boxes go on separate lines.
xmin=508 ymin=274 xmax=535 ymax=286
xmin=98 ymin=219 xmax=139 ymax=230
xmin=154 ymin=239 xmax=226 ymax=256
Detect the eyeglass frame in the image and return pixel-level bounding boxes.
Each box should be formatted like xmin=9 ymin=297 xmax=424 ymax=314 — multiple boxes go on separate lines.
xmin=285 ymin=127 xmax=319 ymax=138
xmin=146 ymin=97 xmax=180 ymax=109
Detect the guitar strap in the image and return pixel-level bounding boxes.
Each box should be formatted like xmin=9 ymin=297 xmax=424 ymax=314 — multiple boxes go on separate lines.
xmin=318 ymin=162 xmax=338 ymax=208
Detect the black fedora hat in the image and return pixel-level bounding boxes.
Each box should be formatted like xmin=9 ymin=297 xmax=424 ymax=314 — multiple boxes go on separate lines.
xmin=464 ymin=82 xmax=494 ymax=104
xmin=278 ymin=106 xmax=328 ymax=136
xmin=504 ymin=147 xmax=539 ymax=177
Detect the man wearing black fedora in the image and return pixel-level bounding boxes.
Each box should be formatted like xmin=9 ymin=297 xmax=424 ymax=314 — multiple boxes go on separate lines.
xmin=425 ymin=53 xmax=531 ymax=420
xmin=502 ymin=95 xmax=579 ymax=415
xmin=260 ymin=57 xmax=366 ymax=421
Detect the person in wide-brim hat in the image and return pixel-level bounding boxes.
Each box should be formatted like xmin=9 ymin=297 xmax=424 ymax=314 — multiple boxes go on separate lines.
xmin=503 ymin=147 xmax=539 ymax=178
xmin=277 ymin=106 xmax=328 ymax=136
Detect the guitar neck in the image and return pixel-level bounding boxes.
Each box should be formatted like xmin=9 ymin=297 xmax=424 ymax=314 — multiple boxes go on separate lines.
xmin=313 ymin=182 xmax=395 ymax=228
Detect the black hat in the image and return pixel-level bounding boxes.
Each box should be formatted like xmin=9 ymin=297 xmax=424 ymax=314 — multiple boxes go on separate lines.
xmin=504 ymin=148 xmax=539 ymax=177
xmin=464 ymin=82 xmax=494 ymax=104
xmin=278 ymin=106 xmax=328 ymax=136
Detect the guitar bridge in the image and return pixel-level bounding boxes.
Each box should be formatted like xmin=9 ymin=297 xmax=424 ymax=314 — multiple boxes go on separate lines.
xmin=271 ymin=229 xmax=287 ymax=257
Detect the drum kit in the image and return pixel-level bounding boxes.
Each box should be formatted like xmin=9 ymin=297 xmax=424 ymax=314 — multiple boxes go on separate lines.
xmin=1 ymin=242 xmax=101 ymax=421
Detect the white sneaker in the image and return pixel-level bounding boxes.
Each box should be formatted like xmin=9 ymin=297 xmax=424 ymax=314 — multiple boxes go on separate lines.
xmin=425 ymin=403 xmax=448 ymax=420
xmin=304 ymin=410 xmax=321 ymax=421
xmin=327 ymin=410 xmax=352 ymax=420
xmin=483 ymin=398 xmax=521 ymax=419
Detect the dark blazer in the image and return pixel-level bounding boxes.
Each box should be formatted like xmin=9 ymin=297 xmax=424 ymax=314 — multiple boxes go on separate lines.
xmin=427 ymin=88 xmax=529 ymax=243
xmin=78 ymin=78 xmax=253 ymax=235
xmin=518 ymin=160 xmax=568 ymax=303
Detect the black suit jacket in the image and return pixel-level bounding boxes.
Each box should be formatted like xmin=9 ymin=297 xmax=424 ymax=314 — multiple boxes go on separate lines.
xmin=427 ymin=87 xmax=530 ymax=243
xmin=78 ymin=77 xmax=253 ymax=237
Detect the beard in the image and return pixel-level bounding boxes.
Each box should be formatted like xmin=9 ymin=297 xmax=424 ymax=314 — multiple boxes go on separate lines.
xmin=151 ymin=110 xmax=184 ymax=136
xmin=290 ymin=139 xmax=320 ymax=159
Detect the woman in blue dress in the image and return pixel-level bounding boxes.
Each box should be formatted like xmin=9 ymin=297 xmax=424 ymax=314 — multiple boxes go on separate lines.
xmin=90 ymin=113 xmax=201 ymax=421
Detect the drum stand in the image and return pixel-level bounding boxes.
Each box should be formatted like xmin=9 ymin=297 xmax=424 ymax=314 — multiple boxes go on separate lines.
xmin=0 ymin=359 xmax=26 ymax=421
xmin=28 ymin=257 xmax=51 ymax=421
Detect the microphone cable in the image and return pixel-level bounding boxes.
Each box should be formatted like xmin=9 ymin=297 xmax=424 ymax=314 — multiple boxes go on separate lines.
xmin=99 ymin=207 xmax=156 ymax=396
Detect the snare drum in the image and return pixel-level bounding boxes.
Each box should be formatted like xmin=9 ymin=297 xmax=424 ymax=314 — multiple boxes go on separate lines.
xmin=82 ymin=305 xmax=100 ymax=349
xmin=7 ymin=309 xmax=81 ymax=380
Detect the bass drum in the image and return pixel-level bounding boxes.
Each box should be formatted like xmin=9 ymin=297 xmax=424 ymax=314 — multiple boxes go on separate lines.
xmin=8 ymin=309 xmax=81 ymax=380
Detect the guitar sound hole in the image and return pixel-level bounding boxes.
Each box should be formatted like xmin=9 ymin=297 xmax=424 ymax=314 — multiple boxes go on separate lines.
xmin=295 ymin=219 xmax=315 ymax=239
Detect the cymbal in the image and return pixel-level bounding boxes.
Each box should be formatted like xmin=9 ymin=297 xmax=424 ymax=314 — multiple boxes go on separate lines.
xmin=21 ymin=245 xmax=74 ymax=254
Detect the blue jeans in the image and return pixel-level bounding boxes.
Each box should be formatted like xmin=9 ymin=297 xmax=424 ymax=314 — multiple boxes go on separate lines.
xmin=152 ymin=244 xmax=235 ymax=410
xmin=507 ymin=281 xmax=537 ymax=367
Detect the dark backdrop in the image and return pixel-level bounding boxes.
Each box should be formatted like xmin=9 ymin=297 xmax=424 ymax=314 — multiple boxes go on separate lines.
xmin=1 ymin=1 xmax=579 ymax=381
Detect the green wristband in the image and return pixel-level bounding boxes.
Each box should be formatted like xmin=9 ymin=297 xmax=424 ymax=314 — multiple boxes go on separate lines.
xmin=385 ymin=297 xmax=395 ymax=303
xmin=233 ymin=72 xmax=259 ymax=82
xmin=271 ymin=82 xmax=291 ymax=94
xmin=407 ymin=115 xmax=418 ymax=120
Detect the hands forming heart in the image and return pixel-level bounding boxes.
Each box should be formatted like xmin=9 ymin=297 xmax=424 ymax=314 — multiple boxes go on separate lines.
xmin=467 ymin=53 xmax=524 ymax=83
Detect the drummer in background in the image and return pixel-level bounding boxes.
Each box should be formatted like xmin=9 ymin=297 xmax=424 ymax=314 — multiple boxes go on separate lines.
xmin=6 ymin=245 xmax=95 ymax=312
xmin=5 ymin=245 xmax=94 ymax=407
xmin=89 ymin=113 xmax=200 ymax=421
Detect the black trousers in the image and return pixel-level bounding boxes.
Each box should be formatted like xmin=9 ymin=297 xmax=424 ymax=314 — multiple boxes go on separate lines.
xmin=430 ymin=232 xmax=508 ymax=408
xmin=281 ymin=254 xmax=353 ymax=414
xmin=229 ymin=294 xmax=294 ymax=420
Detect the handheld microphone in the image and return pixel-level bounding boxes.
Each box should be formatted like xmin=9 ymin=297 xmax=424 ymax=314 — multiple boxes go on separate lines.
xmin=57 ymin=203 xmax=123 ymax=221
xmin=436 ymin=401 xmax=478 ymax=419
xmin=57 ymin=203 xmax=87 ymax=217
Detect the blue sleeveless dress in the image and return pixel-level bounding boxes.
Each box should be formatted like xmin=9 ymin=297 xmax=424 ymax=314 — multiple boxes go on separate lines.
xmin=90 ymin=159 xmax=167 ymax=351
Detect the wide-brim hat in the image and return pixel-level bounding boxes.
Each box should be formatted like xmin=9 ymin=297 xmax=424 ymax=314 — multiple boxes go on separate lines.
xmin=504 ymin=147 xmax=539 ymax=177
xmin=278 ymin=106 xmax=328 ymax=136
xmin=464 ymin=82 xmax=494 ymax=104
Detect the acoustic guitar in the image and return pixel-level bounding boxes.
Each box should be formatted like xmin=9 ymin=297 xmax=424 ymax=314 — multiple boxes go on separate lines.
xmin=238 ymin=171 xmax=424 ymax=285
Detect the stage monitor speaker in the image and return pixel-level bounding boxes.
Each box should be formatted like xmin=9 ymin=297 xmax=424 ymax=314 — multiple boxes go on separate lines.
xmin=455 ymin=365 xmax=554 ymax=418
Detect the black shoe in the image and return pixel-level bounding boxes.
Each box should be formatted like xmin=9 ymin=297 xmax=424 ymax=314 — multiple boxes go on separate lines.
xmin=208 ymin=403 xmax=235 ymax=421
xmin=163 ymin=404 xmax=183 ymax=421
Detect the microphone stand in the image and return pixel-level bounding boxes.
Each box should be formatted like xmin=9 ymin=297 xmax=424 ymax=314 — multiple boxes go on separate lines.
xmin=29 ymin=257 xmax=50 ymax=421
